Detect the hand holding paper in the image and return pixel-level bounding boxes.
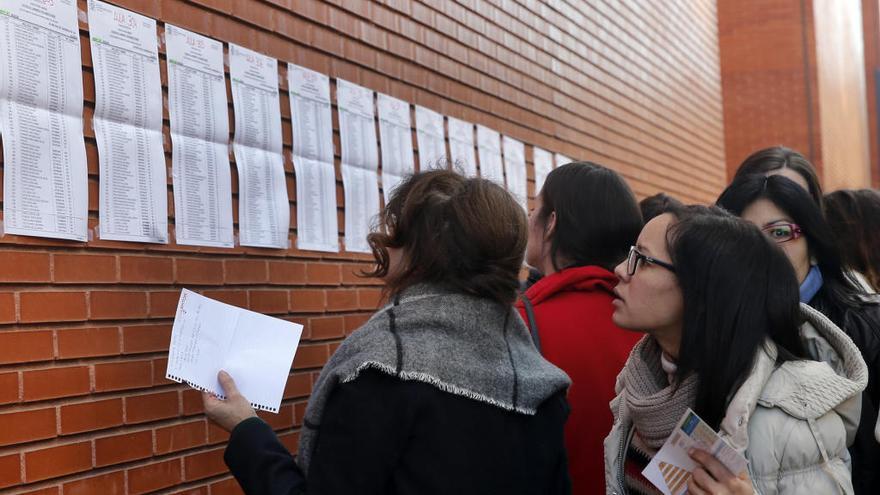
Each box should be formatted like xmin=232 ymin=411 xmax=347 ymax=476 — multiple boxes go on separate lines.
xmin=203 ymin=371 xmax=258 ymax=431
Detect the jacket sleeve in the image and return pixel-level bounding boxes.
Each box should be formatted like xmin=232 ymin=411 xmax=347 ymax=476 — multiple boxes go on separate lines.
xmin=225 ymin=417 xmax=307 ymax=495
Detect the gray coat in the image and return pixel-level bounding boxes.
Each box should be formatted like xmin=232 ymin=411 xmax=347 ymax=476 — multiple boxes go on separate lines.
xmin=604 ymin=304 xmax=868 ymax=494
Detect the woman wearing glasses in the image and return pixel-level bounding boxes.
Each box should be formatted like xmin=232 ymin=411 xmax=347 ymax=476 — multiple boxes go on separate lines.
xmin=604 ymin=205 xmax=866 ymax=495
xmin=717 ymin=175 xmax=880 ymax=494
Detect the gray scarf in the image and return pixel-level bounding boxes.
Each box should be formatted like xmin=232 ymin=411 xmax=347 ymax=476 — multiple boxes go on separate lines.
xmin=623 ymin=337 xmax=698 ymax=451
xmin=295 ymin=284 xmax=571 ymax=474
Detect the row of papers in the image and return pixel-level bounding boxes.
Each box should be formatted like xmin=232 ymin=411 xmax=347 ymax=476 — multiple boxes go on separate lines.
xmin=0 ymin=0 xmax=574 ymax=252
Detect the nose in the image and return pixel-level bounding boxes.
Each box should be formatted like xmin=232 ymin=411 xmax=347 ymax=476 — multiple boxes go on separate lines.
xmin=613 ymin=259 xmax=629 ymax=283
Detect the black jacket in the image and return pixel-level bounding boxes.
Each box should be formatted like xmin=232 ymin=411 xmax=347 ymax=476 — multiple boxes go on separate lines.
xmin=810 ymin=288 xmax=880 ymax=495
xmin=225 ymin=369 xmax=571 ymax=495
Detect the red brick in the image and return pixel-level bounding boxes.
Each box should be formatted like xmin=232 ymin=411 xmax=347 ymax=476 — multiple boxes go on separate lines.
xmin=308 ymin=316 xmax=345 ymax=340
xmin=358 ymin=288 xmax=383 ymax=309
xmin=120 ymin=256 xmax=174 ymax=283
xmin=0 ymin=292 xmax=14 ymax=323
xmin=201 ymin=290 xmax=248 ymax=307
xmin=0 ymin=372 xmax=19 ymax=404
xmin=122 ymin=324 xmax=172 ymax=354
xmin=224 ymin=259 xmax=269 ymax=284
xmin=89 ymin=291 xmax=148 ymax=319
xmin=181 ymin=388 xmax=204 ymax=416
xmin=0 ymin=408 xmax=56 ymax=446
xmin=326 ymin=289 xmax=358 ymax=311
xmin=125 ymin=390 xmax=180 ymax=424
xmin=18 ymin=487 xmax=60 ymax=495
xmin=24 ymin=441 xmax=91 ymax=482
xmin=305 ymin=263 xmax=341 ymax=285
xmin=344 ymin=313 xmax=370 ymax=333
xmin=149 ymin=290 xmax=181 ymax=318
xmin=183 ymin=447 xmax=227 ymax=481
xmin=209 ymin=476 xmax=244 ymax=495
xmin=289 ymin=289 xmax=325 ymax=312
xmin=53 ymin=254 xmax=116 ymax=283
xmin=60 ymin=398 xmax=123 ymax=434
xmin=293 ymin=401 xmax=308 ymax=426
xmin=153 ymin=357 xmax=174 ymax=385
xmin=341 ymin=263 xmax=378 ymax=284
xmin=169 ymin=487 xmax=208 ymax=495
xmin=278 ymin=430 xmax=300 ymax=452
xmin=22 ymin=366 xmax=90 ymax=402
xmin=268 ymin=260 xmax=306 ymax=284
xmin=175 ymin=258 xmax=223 ymax=284
xmin=63 ymin=470 xmax=125 ymax=495
xmin=0 ymin=453 xmax=21 ymax=489
xmin=283 ymin=373 xmax=313 ymax=399
xmin=0 ymin=330 xmax=54 ymax=364
xmin=20 ymin=292 xmax=87 ymax=323
xmin=258 ymin=404 xmax=294 ymax=430
xmin=292 ymin=344 xmax=329 ymax=370
xmin=249 ymin=290 xmax=289 ymax=314
xmin=207 ymin=421 xmax=230 ymax=444
xmin=0 ymin=252 xmax=50 ymax=282
xmin=127 ymin=459 xmax=182 ymax=495
xmin=94 ymin=430 xmax=153 ymax=467
xmin=154 ymin=420 xmax=207 ymax=454
xmin=57 ymin=327 xmax=119 ymax=358
xmin=93 ymin=360 xmax=152 ymax=392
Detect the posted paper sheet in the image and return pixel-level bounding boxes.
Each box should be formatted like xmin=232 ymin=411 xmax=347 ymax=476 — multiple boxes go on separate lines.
xmin=533 ymin=147 xmax=554 ymax=194
xmin=89 ymin=0 xmax=168 ymax=243
xmin=230 ymin=44 xmax=289 ymax=248
xmin=166 ymin=25 xmax=233 ymax=248
xmin=447 ymin=117 xmax=476 ymax=177
xmin=166 ymin=289 xmax=303 ymax=413
xmin=476 ymin=125 xmax=504 ymax=187
xmin=415 ymin=105 xmax=446 ymax=171
xmin=0 ymin=0 xmax=89 ymax=241
xmin=642 ymin=408 xmax=748 ymax=495
xmin=503 ymin=136 xmax=527 ymax=209
xmin=336 ymin=79 xmax=379 ymax=254
xmin=288 ymin=63 xmax=338 ymax=252
xmin=377 ymin=93 xmax=414 ymax=204
xmin=555 ymin=153 xmax=573 ymax=168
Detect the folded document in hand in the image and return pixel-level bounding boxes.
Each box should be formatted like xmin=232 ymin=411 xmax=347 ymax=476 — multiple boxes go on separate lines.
xmin=165 ymin=289 xmax=303 ymax=413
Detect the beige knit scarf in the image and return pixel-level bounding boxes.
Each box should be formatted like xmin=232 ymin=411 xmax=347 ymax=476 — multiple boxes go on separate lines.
xmin=623 ymin=337 xmax=698 ymax=452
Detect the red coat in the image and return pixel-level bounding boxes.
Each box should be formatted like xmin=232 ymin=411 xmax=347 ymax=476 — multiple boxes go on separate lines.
xmin=516 ymin=265 xmax=641 ymax=495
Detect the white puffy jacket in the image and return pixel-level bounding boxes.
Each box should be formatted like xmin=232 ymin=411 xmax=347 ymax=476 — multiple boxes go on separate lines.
xmin=604 ymin=304 xmax=868 ymax=494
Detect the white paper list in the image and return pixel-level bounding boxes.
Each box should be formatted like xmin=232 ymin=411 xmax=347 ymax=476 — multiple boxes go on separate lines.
xmin=336 ymin=79 xmax=379 ymax=254
xmin=166 ymin=25 xmax=233 ymax=248
xmin=288 ymin=63 xmax=338 ymax=252
xmin=0 ymin=0 xmax=88 ymax=241
xmin=377 ymin=93 xmax=414 ymax=204
xmin=476 ymin=125 xmax=504 ymax=187
xmin=230 ymin=44 xmax=289 ymax=249
xmin=166 ymin=289 xmax=303 ymax=414
xmin=533 ymin=146 xmax=554 ymax=194
xmin=447 ymin=117 xmax=476 ymax=177
xmin=415 ymin=105 xmax=446 ymax=171
xmin=555 ymin=153 xmax=573 ymax=168
xmin=503 ymin=136 xmax=527 ymax=209
xmin=89 ymin=0 xmax=167 ymax=243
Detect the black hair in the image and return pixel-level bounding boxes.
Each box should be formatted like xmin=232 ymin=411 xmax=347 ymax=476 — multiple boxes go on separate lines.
xmin=716 ymin=175 xmax=864 ymax=322
xmin=667 ymin=206 xmax=807 ymax=429
xmin=536 ymin=162 xmax=643 ymax=272
xmin=640 ymin=193 xmax=685 ymax=223
xmin=825 ymin=189 xmax=880 ymax=292
xmin=732 ymin=146 xmax=824 ymax=210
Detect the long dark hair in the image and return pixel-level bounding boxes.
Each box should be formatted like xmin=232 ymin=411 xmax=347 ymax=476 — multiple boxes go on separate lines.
xmin=825 ymin=189 xmax=880 ymax=292
xmin=365 ymin=170 xmax=527 ymax=304
xmin=667 ymin=206 xmax=807 ymax=429
xmin=716 ymin=175 xmax=864 ymax=322
xmin=733 ymin=146 xmax=824 ymax=210
xmin=537 ymin=162 xmax=643 ymax=272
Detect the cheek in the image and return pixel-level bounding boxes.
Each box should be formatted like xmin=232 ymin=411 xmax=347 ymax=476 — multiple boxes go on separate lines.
xmin=616 ymin=278 xmax=683 ymax=329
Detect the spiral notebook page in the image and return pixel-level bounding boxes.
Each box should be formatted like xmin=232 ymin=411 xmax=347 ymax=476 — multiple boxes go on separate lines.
xmin=166 ymin=289 xmax=303 ymax=413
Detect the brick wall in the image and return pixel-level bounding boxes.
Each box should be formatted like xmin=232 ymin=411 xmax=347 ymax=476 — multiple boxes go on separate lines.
xmin=0 ymin=1 xmax=725 ymax=493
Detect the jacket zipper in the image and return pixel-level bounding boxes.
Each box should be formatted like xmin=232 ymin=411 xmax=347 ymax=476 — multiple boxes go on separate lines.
xmin=616 ymin=423 xmax=634 ymax=493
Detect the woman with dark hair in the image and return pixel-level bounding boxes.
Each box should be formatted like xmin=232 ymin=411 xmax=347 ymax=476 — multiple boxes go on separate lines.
xmin=733 ymin=146 xmax=824 ymax=208
xmin=825 ymin=189 xmax=880 ymax=292
xmin=639 ymin=192 xmax=684 ymax=223
xmin=203 ymin=170 xmax=572 ymax=495
xmin=604 ymin=206 xmax=866 ymax=494
xmin=718 ymin=175 xmax=880 ymax=494
xmin=516 ymin=162 xmax=643 ymax=494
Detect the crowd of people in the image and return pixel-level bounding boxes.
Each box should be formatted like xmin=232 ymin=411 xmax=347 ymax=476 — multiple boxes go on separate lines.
xmin=201 ymin=146 xmax=880 ymax=495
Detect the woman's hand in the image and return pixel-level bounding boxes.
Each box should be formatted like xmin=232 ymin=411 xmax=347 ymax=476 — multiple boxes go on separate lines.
xmin=687 ymin=449 xmax=754 ymax=495
xmin=202 ymin=370 xmax=257 ymax=431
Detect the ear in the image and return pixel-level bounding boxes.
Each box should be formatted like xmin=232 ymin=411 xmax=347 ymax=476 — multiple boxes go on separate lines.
xmin=544 ymin=211 xmax=557 ymax=241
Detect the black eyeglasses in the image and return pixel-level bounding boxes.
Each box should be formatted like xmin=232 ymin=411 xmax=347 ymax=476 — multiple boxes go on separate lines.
xmin=626 ymin=246 xmax=676 ymax=276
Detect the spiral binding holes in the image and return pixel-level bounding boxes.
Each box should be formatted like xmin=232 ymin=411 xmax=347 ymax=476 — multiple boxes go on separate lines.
xmin=166 ymin=373 xmax=277 ymax=412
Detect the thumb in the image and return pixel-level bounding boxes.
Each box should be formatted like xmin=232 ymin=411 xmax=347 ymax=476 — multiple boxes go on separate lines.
xmin=217 ymin=370 xmax=240 ymax=398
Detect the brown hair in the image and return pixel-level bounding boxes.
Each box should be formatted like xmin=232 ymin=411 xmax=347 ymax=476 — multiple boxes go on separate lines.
xmin=824 ymin=189 xmax=880 ymax=291
xmin=733 ymin=146 xmax=824 ymax=210
xmin=365 ymin=170 xmax=527 ymax=304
